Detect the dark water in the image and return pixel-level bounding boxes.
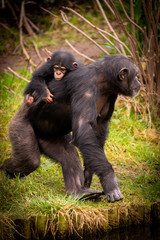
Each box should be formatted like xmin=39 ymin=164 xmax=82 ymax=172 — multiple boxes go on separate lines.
xmin=14 ymin=224 xmax=160 ymax=239
xmin=94 ymin=224 xmax=160 ymax=240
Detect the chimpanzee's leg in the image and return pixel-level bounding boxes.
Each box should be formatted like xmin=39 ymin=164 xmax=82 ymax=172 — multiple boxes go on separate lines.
xmin=84 ymin=167 xmax=93 ymax=188
xmin=3 ymin=104 xmax=40 ymax=178
xmin=38 ymin=134 xmax=104 ymax=198
xmin=84 ymin=121 xmax=109 ymax=188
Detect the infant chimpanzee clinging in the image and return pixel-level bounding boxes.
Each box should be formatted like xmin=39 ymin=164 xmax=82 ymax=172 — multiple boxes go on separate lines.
xmin=24 ymin=50 xmax=79 ymax=106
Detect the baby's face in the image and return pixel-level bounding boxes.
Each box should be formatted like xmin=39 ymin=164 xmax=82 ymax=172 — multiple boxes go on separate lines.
xmin=53 ymin=65 xmax=67 ymax=80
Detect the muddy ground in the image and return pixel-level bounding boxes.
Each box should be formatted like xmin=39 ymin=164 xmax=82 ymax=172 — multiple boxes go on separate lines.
xmin=0 ymin=41 xmax=102 ymax=72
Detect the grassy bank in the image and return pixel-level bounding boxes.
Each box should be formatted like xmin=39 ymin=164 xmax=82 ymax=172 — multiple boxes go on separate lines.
xmin=0 ymin=71 xmax=159 ymax=220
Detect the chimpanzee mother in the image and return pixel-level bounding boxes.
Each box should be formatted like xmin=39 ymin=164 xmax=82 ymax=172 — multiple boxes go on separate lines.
xmin=3 ymin=54 xmax=141 ymax=202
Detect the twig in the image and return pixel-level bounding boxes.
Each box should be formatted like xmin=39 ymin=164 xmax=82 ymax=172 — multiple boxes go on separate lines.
xmin=65 ymin=40 xmax=95 ymax=62
xmin=0 ymin=22 xmax=9 ymax=30
xmin=118 ymin=0 xmax=144 ymax=34
xmin=32 ymin=40 xmax=43 ymax=62
xmin=12 ymin=44 xmax=21 ymax=54
xmin=3 ymin=85 xmax=15 ymax=94
xmin=23 ymin=13 xmax=36 ymax=36
xmin=63 ymin=7 xmax=132 ymax=55
xmin=19 ymin=1 xmax=36 ymax=67
xmin=63 ymin=6 xmax=122 ymax=54
xmin=61 ymin=10 xmax=109 ymax=55
xmin=40 ymin=6 xmax=58 ymax=18
xmin=43 ymin=48 xmax=52 ymax=57
xmin=26 ymin=17 xmax=40 ymax=32
xmin=98 ymin=31 xmax=122 ymax=54
xmin=130 ymin=0 xmax=135 ymax=37
xmin=7 ymin=67 xmax=30 ymax=83
xmin=100 ymin=0 xmax=126 ymax=55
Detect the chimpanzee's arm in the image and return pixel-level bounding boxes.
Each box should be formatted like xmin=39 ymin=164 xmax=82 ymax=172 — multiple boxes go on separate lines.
xmin=96 ymin=94 xmax=117 ymax=148
xmin=24 ymin=61 xmax=53 ymax=101
xmin=71 ymin=86 xmax=123 ymax=202
xmin=71 ymin=87 xmax=112 ymax=178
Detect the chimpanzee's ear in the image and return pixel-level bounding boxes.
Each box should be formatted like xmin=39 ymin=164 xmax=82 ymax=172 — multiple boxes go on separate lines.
xmin=47 ymin=57 xmax=51 ymax=61
xmin=73 ymin=62 xmax=79 ymax=68
xmin=119 ymin=68 xmax=128 ymax=80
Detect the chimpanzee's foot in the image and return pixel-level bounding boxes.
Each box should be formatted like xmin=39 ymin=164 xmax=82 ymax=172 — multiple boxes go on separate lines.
xmin=3 ymin=163 xmax=26 ymax=180
xmin=101 ymin=173 xmax=123 ymax=202
xmin=3 ymin=168 xmax=16 ymax=179
xmin=106 ymin=188 xmax=123 ymax=202
xmin=79 ymin=188 xmax=105 ymax=200
xmin=69 ymin=188 xmax=105 ymax=200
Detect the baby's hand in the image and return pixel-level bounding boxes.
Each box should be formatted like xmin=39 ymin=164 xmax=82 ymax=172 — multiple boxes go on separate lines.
xmin=43 ymin=89 xmax=54 ymax=103
xmin=24 ymin=94 xmax=34 ymax=106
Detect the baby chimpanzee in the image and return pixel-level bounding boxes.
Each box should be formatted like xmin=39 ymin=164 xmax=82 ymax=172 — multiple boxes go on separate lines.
xmin=24 ymin=50 xmax=79 ymax=106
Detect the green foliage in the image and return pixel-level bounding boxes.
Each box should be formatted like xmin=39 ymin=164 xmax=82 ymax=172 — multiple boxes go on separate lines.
xmin=0 ymin=27 xmax=19 ymax=53
xmin=0 ymin=72 xmax=159 ymax=220
xmin=134 ymin=1 xmax=143 ymax=24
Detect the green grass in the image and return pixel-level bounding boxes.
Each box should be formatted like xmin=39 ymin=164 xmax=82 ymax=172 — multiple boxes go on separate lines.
xmin=0 ymin=71 xmax=160 ymax=221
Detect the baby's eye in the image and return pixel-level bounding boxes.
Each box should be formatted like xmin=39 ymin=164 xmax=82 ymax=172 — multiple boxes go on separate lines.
xmin=60 ymin=67 xmax=67 ymax=72
xmin=53 ymin=66 xmax=59 ymax=71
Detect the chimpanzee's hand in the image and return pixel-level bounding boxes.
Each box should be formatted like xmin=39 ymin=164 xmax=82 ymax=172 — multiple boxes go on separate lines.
xmin=42 ymin=89 xmax=54 ymax=103
xmin=24 ymin=94 xmax=34 ymax=106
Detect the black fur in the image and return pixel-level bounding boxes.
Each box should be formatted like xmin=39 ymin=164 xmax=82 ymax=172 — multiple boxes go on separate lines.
xmin=3 ymin=54 xmax=141 ymax=202
xmin=24 ymin=50 xmax=79 ymax=101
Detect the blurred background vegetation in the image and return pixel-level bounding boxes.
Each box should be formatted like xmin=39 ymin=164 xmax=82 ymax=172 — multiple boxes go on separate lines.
xmin=0 ymin=0 xmax=160 ymax=122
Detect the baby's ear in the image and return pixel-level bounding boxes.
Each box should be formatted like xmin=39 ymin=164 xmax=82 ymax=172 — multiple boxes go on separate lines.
xmin=73 ymin=62 xmax=79 ymax=68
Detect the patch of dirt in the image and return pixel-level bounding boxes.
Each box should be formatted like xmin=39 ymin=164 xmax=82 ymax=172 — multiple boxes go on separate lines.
xmin=0 ymin=42 xmax=102 ymax=72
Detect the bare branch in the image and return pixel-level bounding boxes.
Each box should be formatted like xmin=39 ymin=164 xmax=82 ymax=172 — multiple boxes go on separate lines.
xmin=19 ymin=1 xmax=36 ymax=67
xmin=63 ymin=7 xmax=132 ymax=55
xmin=32 ymin=40 xmax=43 ymax=62
xmin=26 ymin=17 xmax=40 ymax=33
xmin=40 ymin=6 xmax=58 ymax=18
xmin=101 ymin=0 xmax=126 ymax=55
xmin=0 ymin=22 xmax=9 ymax=30
xmin=24 ymin=18 xmax=36 ymax=36
xmin=7 ymin=67 xmax=30 ymax=83
xmin=43 ymin=48 xmax=52 ymax=57
xmin=61 ymin=10 xmax=109 ymax=55
xmin=118 ymin=0 xmax=144 ymax=34
xmin=22 ymin=4 xmax=36 ymax=37
xmin=130 ymin=0 xmax=135 ymax=37
xmin=3 ymin=85 xmax=15 ymax=94
xmin=65 ymin=40 xmax=95 ymax=62
xmin=98 ymin=31 xmax=122 ymax=55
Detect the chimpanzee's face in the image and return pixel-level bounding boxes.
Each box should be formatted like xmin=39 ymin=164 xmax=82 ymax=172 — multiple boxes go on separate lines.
xmin=53 ymin=65 xmax=67 ymax=80
xmin=118 ymin=65 xmax=141 ymax=97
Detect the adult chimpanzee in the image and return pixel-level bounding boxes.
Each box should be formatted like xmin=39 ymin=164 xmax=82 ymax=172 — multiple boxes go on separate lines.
xmin=24 ymin=50 xmax=79 ymax=106
xmin=3 ymin=54 xmax=141 ymax=202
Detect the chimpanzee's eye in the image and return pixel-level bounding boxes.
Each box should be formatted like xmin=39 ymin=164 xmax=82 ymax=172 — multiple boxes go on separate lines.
xmin=60 ymin=67 xmax=67 ymax=73
xmin=53 ymin=66 xmax=59 ymax=71
xmin=53 ymin=65 xmax=66 ymax=73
